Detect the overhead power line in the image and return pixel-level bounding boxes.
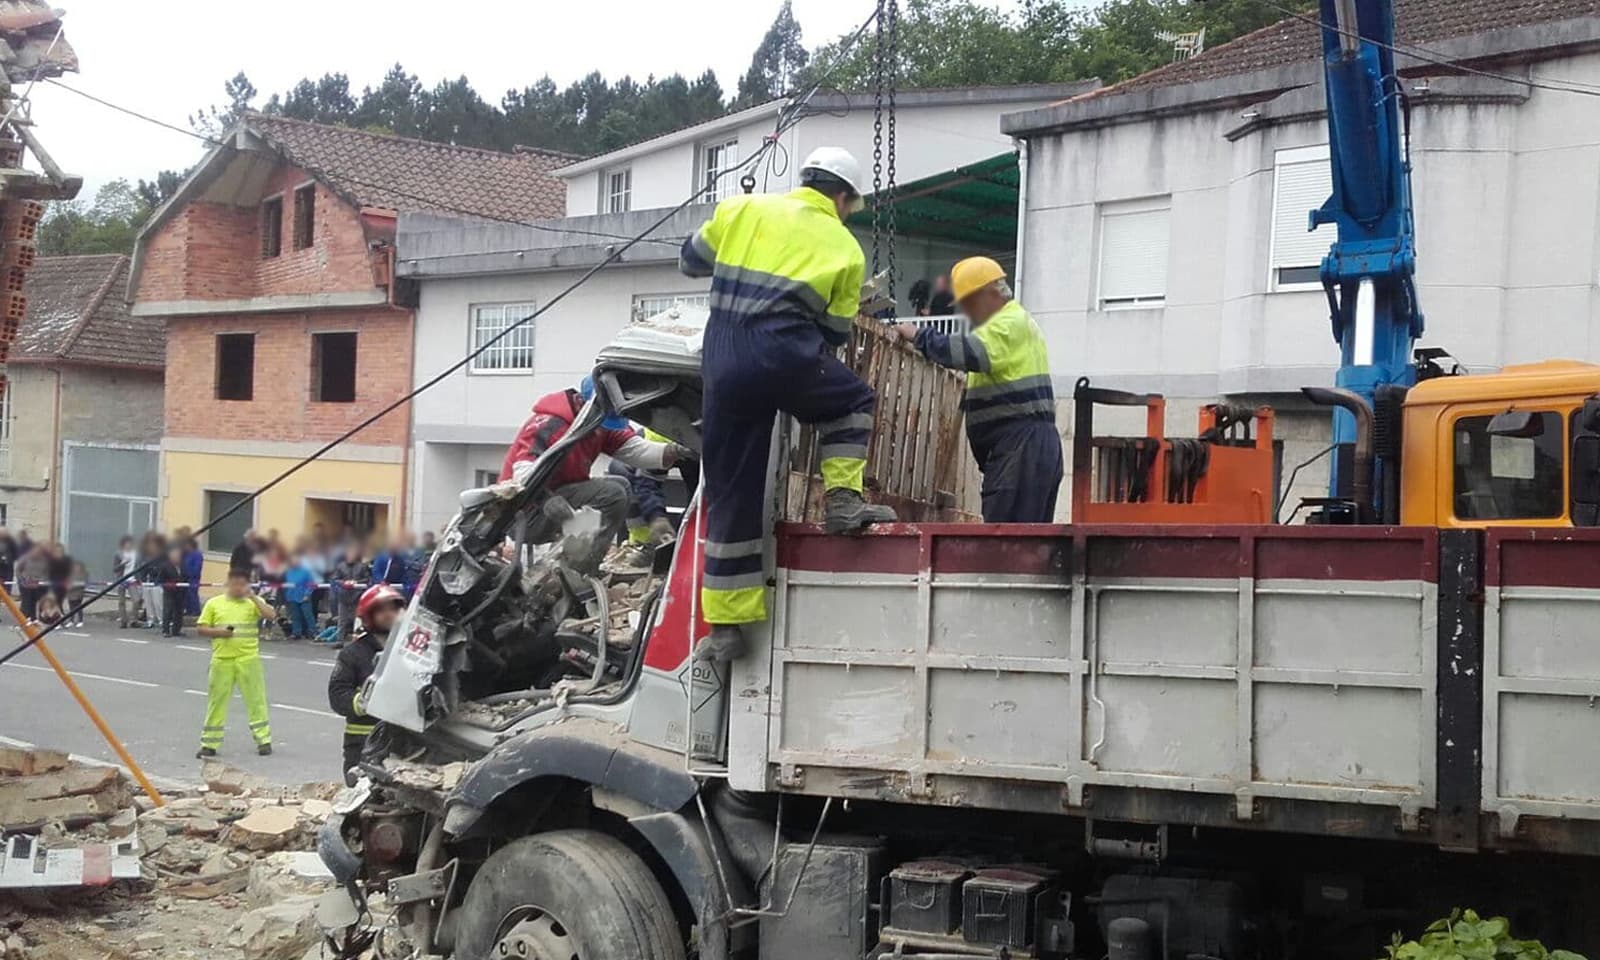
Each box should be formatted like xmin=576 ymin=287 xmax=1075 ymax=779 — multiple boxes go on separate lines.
xmin=0 ymin=2 xmax=885 ymax=667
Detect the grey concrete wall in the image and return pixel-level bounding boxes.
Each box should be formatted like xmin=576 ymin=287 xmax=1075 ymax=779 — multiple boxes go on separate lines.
xmin=0 ymin=364 xmax=164 ymax=539
xmin=1018 ymin=47 xmax=1600 ymax=517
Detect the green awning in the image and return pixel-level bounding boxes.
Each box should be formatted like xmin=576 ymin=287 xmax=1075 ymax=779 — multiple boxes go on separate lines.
xmin=847 ymin=151 xmax=1019 ymax=251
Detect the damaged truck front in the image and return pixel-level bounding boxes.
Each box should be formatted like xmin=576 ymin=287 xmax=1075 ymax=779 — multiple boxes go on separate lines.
xmin=319 ymin=307 xmax=1600 ymax=960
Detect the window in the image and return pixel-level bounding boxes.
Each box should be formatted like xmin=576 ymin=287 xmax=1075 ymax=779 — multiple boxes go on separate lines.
xmin=1452 ymin=412 xmax=1564 ymax=520
xmin=0 ymin=374 xmax=11 ymax=457
xmin=700 ymin=139 xmax=738 ymax=203
xmin=311 ymin=331 xmax=357 ymax=403
xmin=1097 ymin=197 xmax=1170 ymax=309
xmin=215 ymin=333 xmax=255 ymax=401
xmin=292 ymin=183 xmax=315 ymax=250
xmin=632 ymin=292 xmax=709 ymax=322
xmin=474 ymin=469 xmax=499 ymax=489
xmin=261 ymin=195 xmax=283 ymax=258
xmin=469 ymin=302 xmax=537 ymax=372
xmin=1271 ymin=145 xmax=1333 ymax=289
xmin=204 ymin=489 xmax=253 ymax=553
xmin=0 ymin=503 xmax=7 ymax=527
xmin=605 ymin=168 xmax=632 ymax=214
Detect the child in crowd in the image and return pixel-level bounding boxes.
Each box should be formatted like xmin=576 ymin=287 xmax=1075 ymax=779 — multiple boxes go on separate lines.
xmin=158 ymin=546 xmax=185 ymax=637
xmin=113 ymin=536 xmax=139 ymax=628
xmin=65 ymin=555 xmax=88 ymax=628
xmin=282 ymin=552 xmax=318 ymax=640
xmin=330 ymin=543 xmax=370 ymax=646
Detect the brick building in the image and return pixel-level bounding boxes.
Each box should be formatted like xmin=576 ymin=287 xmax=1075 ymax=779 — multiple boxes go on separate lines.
xmin=1 ymin=255 xmax=164 ymax=579
xmin=129 ymin=115 xmax=567 ymax=575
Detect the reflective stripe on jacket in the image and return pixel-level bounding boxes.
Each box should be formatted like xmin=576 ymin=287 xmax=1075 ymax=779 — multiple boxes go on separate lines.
xmin=914 ymin=299 xmax=1056 ymax=463
xmin=679 ymin=188 xmax=865 ymax=346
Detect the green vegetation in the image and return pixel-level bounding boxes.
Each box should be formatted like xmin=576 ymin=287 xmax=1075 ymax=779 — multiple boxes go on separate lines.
xmin=1385 ymin=910 xmax=1587 ymax=960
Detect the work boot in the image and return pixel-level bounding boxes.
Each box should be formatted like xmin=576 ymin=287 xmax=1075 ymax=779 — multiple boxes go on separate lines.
xmin=694 ymin=624 xmax=747 ymax=662
xmin=823 ymin=488 xmax=897 ymax=534
xmin=196 ymin=747 xmax=217 ymax=759
xmin=257 ymin=743 xmax=273 ymax=757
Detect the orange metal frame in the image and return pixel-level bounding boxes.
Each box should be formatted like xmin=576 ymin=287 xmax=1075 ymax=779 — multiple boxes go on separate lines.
xmin=1071 ymin=384 xmax=1277 ymax=524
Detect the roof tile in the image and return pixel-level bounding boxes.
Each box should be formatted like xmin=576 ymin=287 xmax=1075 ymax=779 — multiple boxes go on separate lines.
xmin=13 ymin=254 xmax=159 ymax=367
xmin=245 ymin=114 xmax=571 ymax=222
xmin=1093 ymin=0 xmax=1600 ymax=99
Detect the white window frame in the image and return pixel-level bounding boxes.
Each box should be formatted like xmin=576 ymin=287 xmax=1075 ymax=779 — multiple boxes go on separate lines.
xmin=632 ymin=292 xmax=709 ymax=323
xmin=605 ymin=168 xmax=632 ymax=214
xmin=1096 ymin=195 xmax=1171 ymax=310
xmin=468 ymin=301 xmax=538 ymax=374
xmin=1270 ymin=144 xmax=1334 ymax=292
xmin=700 ymin=138 xmax=739 ymax=204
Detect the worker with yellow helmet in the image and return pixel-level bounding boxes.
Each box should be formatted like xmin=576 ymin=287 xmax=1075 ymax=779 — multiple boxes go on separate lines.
xmin=896 ymin=257 xmax=1063 ymax=522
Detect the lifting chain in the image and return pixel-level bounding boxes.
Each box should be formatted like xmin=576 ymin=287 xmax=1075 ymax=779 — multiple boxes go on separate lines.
xmin=870 ymin=0 xmax=886 ymax=279
xmin=884 ymin=0 xmax=899 ymax=307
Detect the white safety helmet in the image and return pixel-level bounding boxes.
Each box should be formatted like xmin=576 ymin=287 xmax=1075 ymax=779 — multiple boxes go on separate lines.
xmin=799 ymin=146 xmax=864 ymax=197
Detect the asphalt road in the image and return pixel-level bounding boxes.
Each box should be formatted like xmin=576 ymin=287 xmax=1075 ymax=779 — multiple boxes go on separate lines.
xmin=0 ymin=616 xmax=347 ymax=787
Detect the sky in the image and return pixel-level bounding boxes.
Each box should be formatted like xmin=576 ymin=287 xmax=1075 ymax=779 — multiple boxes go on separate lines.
xmin=27 ymin=0 xmax=1011 ymax=197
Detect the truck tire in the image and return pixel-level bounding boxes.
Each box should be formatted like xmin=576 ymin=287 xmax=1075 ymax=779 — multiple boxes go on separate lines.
xmin=454 ymin=828 xmax=686 ymax=960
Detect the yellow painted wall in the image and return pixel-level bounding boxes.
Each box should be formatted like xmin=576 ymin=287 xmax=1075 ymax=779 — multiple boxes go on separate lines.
xmin=161 ymin=449 xmax=403 ymax=587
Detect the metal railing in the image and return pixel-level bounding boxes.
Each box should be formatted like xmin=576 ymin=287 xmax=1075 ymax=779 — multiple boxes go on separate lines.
xmin=887 ymin=313 xmax=963 ymax=336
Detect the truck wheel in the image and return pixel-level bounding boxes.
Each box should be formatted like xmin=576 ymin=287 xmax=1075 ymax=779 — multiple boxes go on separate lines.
xmin=455 ymin=829 xmax=686 ymax=960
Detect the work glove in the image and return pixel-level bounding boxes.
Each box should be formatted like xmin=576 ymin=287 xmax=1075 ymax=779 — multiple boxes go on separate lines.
xmin=648 ymin=516 xmax=676 ymax=546
xmin=354 ymin=679 xmax=373 ymax=717
xmin=666 ymin=442 xmax=698 ymax=466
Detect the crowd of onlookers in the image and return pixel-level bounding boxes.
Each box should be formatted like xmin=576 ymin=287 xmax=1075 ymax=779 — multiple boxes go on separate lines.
xmin=0 ymin=524 xmax=438 ymax=646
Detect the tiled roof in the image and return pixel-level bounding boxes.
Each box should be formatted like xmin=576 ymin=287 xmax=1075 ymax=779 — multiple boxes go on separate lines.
xmin=12 ymin=254 xmax=160 ymax=368
xmin=245 ymin=114 xmax=572 ymax=222
xmin=1091 ymin=0 xmax=1600 ymax=99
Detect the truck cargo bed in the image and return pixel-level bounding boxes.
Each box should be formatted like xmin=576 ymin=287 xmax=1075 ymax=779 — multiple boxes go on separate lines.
xmin=745 ymin=523 xmax=1600 ymax=855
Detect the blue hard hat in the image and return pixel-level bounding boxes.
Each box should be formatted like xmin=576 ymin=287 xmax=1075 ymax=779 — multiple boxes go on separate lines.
xmin=578 ymin=375 xmax=629 ymax=430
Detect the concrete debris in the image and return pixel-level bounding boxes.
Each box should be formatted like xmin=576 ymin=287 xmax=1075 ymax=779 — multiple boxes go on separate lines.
xmin=228 ymin=896 xmax=320 ymax=960
xmin=0 ymin=746 xmax=342 ymax=959
xmin=386 ymin=758 xmax=468 ymax=794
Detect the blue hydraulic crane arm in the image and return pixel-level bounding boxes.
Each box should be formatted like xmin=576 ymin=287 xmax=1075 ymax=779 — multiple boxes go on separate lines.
xmin=1312 ymin=0 xmax=1423 ymax=506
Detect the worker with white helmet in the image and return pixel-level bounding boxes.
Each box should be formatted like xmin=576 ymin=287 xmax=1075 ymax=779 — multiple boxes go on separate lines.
xmin=896 ymin=257 xmax=1063 ymax=522
xmin=679 ymin=146 xmax=896 ymax=662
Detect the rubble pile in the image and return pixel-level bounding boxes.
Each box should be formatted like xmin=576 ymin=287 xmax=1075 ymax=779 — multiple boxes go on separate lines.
xmin=0 ymin=749 xmax=346 ymax=960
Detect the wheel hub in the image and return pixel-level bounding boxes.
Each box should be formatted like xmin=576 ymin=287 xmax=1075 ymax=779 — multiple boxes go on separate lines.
xmin=494 ymin=908 xmax=580 ymax=960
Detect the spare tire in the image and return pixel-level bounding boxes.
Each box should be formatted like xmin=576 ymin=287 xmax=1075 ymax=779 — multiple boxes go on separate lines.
xmin=453 ymin=828 xmax=686 ymax=960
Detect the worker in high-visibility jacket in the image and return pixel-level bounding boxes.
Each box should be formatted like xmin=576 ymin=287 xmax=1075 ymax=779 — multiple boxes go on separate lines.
xmin=896 ymin=257 xmax=1063 ymax=523
xmin=195 ymin=568 xmax=277 ymax=759
xmin=680 ymin=146 xmax=896 ymax=662
xmin=327 ymin=583 xmax=404 ymax=785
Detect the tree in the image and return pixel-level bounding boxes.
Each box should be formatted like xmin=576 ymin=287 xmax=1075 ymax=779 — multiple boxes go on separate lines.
xmin=189 ymin=71 xmax=258 ymax=141
xmin=136 ymin=169 xmax=187 ymax=210
xmin=354 ymin=64 xmax=427 ymax=137
xmin=266 ymin=72 xmax=358 ymax=125
xmin=737 ymin=0 xmax=809 ymax=107
xmin=37 ymin=179 xmax=152 ymax=256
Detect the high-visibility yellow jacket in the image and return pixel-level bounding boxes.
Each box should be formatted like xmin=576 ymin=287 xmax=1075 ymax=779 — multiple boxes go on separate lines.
xmin=914 ymin=299 xmax=1056 ymax=461
xmin=679 ymin=188 xmax=865 ymax=346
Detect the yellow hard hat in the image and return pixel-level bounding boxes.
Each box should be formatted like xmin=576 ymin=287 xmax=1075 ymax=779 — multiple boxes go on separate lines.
xmin=950 ymin=256 xmax=1006 ymax=302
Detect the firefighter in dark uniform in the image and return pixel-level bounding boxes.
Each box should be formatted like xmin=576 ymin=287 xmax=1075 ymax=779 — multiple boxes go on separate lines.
xmin=327 ymin=583 xmax=405 ymax=786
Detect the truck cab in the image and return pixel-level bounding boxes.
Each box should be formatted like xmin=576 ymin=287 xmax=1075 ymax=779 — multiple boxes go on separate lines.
xmin=1401 ymin=359 xmax=1600 ymax=528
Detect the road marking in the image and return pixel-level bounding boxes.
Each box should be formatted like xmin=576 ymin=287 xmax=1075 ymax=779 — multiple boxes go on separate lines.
xmin=115 ymin=637 xmax=150 ymax=646
xmin=3 ymin=662 xmax=159 ymax=688
xmin=258 ymin=654 xmax=277 ymax=660
xmin=304 ymin=660 xmax=336 ymax=667
xmin=271 ymin=702 xmax=338 ymax=719
xmin=60 ymin=631 xmax=91 ymax=638
xmin=176 ymin=644 xmax=208 ymax=653
xmin=182 ymin=689 xmax=207 ymax=697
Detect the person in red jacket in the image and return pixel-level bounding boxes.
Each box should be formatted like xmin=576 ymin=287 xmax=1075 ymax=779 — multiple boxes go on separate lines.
xmin=500 ymin=376 xmax=689 ymax=572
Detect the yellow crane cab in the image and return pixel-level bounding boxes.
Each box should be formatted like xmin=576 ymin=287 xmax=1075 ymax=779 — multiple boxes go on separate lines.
xmin=1400 ymin=359 xmax=1600 ymax=528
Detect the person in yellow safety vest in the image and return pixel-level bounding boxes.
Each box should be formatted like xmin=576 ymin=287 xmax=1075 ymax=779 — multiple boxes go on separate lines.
xmin=679 ymin=146 xmax=897 ymax=662
xmin=194 ymin=568 xmax=278 ymax=758
xmin=896 ymin=257 xmax=1063 ymax=522
xmin=327 ymin=583 xmax=404 ymax=786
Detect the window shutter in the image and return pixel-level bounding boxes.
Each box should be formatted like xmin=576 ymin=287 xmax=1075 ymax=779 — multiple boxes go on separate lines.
xmin=1098 ymin=203 xmax=1170 ymax=305
xmin=1272 ymin=148 xmax=1334 ymax=271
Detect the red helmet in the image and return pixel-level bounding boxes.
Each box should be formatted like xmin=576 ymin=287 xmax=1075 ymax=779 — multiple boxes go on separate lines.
xmin=357 ymin=584 xmax=405 ymax=624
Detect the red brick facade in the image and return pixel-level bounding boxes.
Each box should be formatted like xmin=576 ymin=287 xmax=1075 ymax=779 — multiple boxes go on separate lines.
xmin=163 ymin=308 xmax=411 ymax=446
xmin=135 ymin=165 xmax=381 ymax=305
xmin=137 ymin=157 xmax=412 ymax=449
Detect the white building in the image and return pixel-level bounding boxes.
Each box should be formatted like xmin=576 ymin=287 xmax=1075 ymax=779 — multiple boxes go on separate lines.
xmin=1002 ymin=0 xmax=1600 ymax=515
xmin=400 ymin=83 xmax=1094 ymax=533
